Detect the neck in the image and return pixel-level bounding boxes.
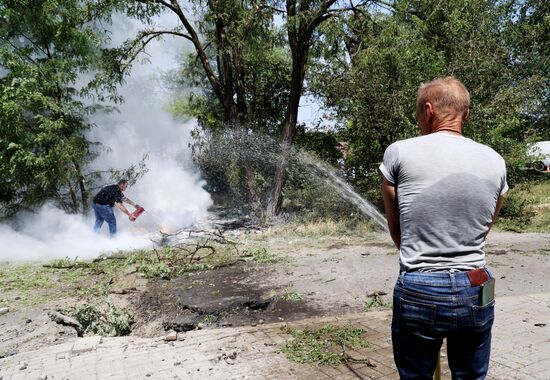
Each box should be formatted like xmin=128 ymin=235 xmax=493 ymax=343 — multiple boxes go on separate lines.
xmin=431 ymin=119 xmax=463 ymax=135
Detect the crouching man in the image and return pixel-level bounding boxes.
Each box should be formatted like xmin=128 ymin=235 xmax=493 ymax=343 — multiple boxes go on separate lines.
xmin=380 ymin=77 xmax=507 ymax=379
xmin=92 ymin=179 xmax=141 ymax=237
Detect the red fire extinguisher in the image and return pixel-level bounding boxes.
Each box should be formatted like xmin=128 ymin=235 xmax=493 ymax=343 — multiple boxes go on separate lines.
xmin=132 ymin=206 xmax=145 ymax=219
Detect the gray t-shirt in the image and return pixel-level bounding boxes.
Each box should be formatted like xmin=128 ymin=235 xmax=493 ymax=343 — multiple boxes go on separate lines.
xmin=379 ymin=133 xmax=508 ymax=272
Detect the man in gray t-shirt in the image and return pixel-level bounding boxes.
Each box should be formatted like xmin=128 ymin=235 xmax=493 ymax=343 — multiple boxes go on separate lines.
xmin=380 ymin=133 xmax=508 ymax=272
xmin=380 ymin=77 xmax=507 ymax=379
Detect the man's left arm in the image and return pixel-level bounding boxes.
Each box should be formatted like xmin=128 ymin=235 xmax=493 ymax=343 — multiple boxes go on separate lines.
xmin=381 ymin=178 xmax=401 ymax=250
xmin=123 ymin=196 xmax=140 ymax=209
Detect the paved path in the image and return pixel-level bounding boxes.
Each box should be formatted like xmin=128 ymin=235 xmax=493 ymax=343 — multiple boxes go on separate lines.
xmin=1 ymin=292 xmax=549 ymax=380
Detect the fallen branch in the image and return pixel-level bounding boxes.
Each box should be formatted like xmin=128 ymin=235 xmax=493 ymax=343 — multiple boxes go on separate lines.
xmin=43 ymin=262 xmax=90 ymax=270
xmin=341 ymin=342 xmax=377 ymax=380
xmin=92 ymin=254 xmax=127 ymax=263
xmin=48 ymin=311 xmax=83 ymax=336
xmin=367 ymin=291 xmax=387 ymax=297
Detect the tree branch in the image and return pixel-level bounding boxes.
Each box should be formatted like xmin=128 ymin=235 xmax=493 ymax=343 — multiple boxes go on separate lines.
xmin=167 ymin=0 xmax=225 ymax=101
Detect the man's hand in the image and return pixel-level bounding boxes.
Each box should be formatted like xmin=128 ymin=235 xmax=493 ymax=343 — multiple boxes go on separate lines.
xmin=134 ymin=204 xmax=142 ymax=210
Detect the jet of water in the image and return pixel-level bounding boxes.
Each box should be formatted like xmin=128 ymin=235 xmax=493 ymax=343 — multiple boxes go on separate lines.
xmin=195 ymin=128 xmax=388 ymax=231
xmin=297 ymin=152 xmax=389 ymax=232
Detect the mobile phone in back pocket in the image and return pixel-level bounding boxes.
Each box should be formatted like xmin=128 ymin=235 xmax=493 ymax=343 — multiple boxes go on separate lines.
xmin=479 ymin=278 xmax=495 ymax=306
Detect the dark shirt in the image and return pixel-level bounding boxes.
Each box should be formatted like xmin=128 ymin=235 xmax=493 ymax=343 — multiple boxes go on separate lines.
xmin=93 ymin=184 xmax=124 ymax=207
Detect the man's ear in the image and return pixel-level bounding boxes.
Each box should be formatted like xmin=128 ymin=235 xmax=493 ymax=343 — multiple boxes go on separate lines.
xmin=424 ymin=102 xmax=434 ymax=128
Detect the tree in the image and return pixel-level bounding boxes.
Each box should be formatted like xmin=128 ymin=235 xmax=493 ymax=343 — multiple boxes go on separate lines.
xmin=504 ymin=0 xmax=549 ymax=140
xmin=0 ymin=0 xmax=115 ymax=215
xmin=114 ymin=0 xmax=290 ymax=212
xmin=266 ymin=0 xmax=392 ymax=217
xmin=118 ymin=0 xmax=395 ymax=218
xmin=309 ymin=0 xmax=549 ymax=202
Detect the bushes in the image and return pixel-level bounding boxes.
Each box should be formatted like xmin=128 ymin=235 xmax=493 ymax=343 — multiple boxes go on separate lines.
xmin=497 ymin=181 xmax=550 ymax=232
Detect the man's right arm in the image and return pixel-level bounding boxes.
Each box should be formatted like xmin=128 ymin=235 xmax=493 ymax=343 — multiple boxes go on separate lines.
xmin=381 ymin=178 xmax=401 ymax=249
xmin=115 ymin=202 xmax=136 ymax=221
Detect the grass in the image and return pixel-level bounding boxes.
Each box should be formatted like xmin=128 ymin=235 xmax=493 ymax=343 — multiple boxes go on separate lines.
xmin=281 ymin=324 xmax=369 ymax=366
xmin=281 ymin=291 xmax=304 ymax=301
xmin=0 ymin=214 xmax=421 ymax=310
xmin=241 ymin=246 xmax=282 ymax=264
xmin=258 ymin=219 xmax=378 ymax=239
xmin=363 ymin=294 xmax=391 ymax=311
xmin=0 ymin=260 xmax=119 ymax=308
xmin=244 ymin=219 xmax=383 ymax=255
xmin=198 ymin=313 xmax=218 ymax=326
xmin=0 ymin=239 xmax=246 ymax=308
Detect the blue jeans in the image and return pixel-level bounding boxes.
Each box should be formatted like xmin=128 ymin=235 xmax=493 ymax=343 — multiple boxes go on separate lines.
xmin=392 ymin=269 xmax=495 ymax=380
xmin=93 ymin=203 xmax=117 ymax=237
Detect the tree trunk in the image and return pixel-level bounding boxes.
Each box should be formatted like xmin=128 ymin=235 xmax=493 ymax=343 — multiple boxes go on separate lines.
xmin=73 ymin=160 xmax=88 ymax=214
xmin=266 ymin=46 xmax=308 ymax=218
xmin=68 ymin=185 xmax=79 ymax=214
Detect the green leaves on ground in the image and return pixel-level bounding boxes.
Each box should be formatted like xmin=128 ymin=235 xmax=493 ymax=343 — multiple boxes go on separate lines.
xmin=281 ymin=291 xmax=304 ymax=301
xmin=281 ymin=324 xmax=369 ymax=366
xmin=241 ymin=246 xmax=282 ymax=264
xmin=63 ymin=301 xmax=134 ymax=336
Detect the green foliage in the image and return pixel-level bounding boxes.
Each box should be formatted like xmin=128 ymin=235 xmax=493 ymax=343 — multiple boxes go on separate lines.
xmin=363 ymin=294 xmax=391 ymax=311
xmin=64 ymin=301 xmax=134 ymax=337
xmin=198 ymin=313 xmax=218 ymax=326
xmin=138 ymin=261 xmax=171 ymax=279
xmin=188 ymin=129 xmax=277 ymax=212
xmin=241 ymin=246 xmax=281 ymax=264
xmin=309 ymin=0 xmax=549 ymax=206
xmin=284 ymin=163 xmax=366 ymax=219
xmin=499 ymin=191 xmax=535 ymax=227
xmin=281 ymin=291 xmax=304 ymax=301
xmin=131 ymin=240 xmax=240 ymax=279
xmin=166 ymin=0 xmax=290 ymax=131
xmin=281 ymin=324 xmax=369 ymax=366
xmin=0 ymin=0 xmax=116 ymax=215
xmin=311 ymin=11 xmax=442 ymax=191
xmin=497 ymin=181 xmax=550 ymax=232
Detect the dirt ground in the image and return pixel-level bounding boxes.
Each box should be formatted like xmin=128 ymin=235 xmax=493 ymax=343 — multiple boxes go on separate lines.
xmin=1 ymin=231 xmax=549 ymax=359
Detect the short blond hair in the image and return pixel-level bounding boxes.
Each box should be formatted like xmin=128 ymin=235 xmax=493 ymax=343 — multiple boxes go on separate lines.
xmin=416 ymin=77 xmax=470 ymax=120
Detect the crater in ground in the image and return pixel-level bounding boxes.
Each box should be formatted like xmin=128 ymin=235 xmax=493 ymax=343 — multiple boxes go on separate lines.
xmin=131 ymin=262 xmax=320 ymax=335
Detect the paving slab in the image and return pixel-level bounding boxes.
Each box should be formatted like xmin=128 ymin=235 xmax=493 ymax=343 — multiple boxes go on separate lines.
xmin=0 ymin=292 xmax=549 ymax=379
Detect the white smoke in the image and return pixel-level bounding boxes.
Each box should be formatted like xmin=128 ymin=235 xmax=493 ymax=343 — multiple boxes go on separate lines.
xmin=0 ymin=14 xmax=212 ymax=261
xmin=0 ymin=204 xmax=151 ymax=261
